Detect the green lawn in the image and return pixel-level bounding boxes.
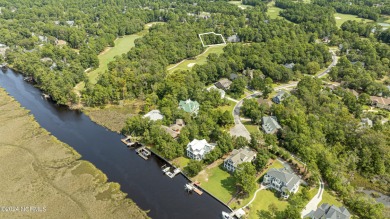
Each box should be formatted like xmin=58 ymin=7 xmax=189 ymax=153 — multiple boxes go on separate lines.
xmin=167 ymin=45 xmax=225 ymax=73
xmin=216 ymin=99 xmax=236 ymax=113
xmin=334 ymin=13 xmax=374 ymax=28
xmin=245 ymin=190 xmax=289 ymax=219
xmin=267 ymin=6 xmax=284 ymax=19
xmin=228 ymin=1 xmax=253 ymax=10
xmin=242 ymin=121 xmax=260 ymax=135
xmin=194 ymin=162 xmax=236 ymax=203
xmin=75 ymin=22 xmax=164 ymax=91
xmin=319 ymin=189 xmax=343 ymax=207
xmin=171 ymin=156 xmax=190 ymax=169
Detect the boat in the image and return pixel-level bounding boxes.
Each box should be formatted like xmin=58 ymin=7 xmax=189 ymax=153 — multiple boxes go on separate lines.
xmin=221 ymin=211 xmax=232 ymax=219
xmin=162 ymin=167 xmax=170 ymax=173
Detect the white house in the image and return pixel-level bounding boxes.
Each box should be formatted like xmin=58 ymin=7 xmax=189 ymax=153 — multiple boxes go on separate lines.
xmin=143 ymin=110 xmax=163 ymax=121
xmin=263 ymin=168 xmax=300 ymax=198
xmin=186 ymin=139 xmax=215 ymax=160
xmin=224 ymin=147 xmax=257 ymax=172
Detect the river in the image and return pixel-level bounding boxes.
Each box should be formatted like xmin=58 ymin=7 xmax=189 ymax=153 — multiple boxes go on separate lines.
xmin=0 ymin=68 xmax=230 ymax=219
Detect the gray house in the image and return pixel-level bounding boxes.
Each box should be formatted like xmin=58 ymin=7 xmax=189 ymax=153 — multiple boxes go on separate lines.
xmin=223 ymin=147 xmax=256 ymax=172
xmin=262 ymin=168 xmax=300 ymax=199
xmin=311 ymin=203 xmax=351 ymax=219
xmin=272 ymin=90 xmax=289 ymax=104
xmin=215 ymin=78 xmax=232 ymax=90
xmin=262 ymin=116 xmax=281 ymax=134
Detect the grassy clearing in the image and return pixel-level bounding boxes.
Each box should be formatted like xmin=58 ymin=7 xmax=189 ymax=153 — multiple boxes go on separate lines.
xmin=217 ymin=99 xmax=236 ymax=113
xmin=171 ymin=156 xmax=190 ymax=169
xmin=228 ymin=1 xmax=253 ymax=10
xmin=245 ymin=190 xmax=289 ymax=219
xmin=193 ymin=160 xmax=236 ymax=203
xmin=0 ymin=88 xmax=148 ymax=219
xmin=319 ymin=188 xmax=343 ymax=207
xmin=83 ymin=99 xmax=144 ymax=133
xmin=167 ymin=45 xmax=225 ymax=73
xmin=267 ymin=6 xmax=284 ymax=19
xmin=334 ymin=13 xmax=374 ymax=27
xmin=242 ymin=121 xmax=260 ymax=134
xmin=75 ymin=22 xmax=164 ymax=91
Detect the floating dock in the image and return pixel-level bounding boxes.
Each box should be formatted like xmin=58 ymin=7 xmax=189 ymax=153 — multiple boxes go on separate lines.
xmin=135 ymin=146 xmax=151 ymax=160
xmin=184 ymin=183 xmax=203 ymax=195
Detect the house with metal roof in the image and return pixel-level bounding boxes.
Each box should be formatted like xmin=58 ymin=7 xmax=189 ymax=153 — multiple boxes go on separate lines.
xmin=186 ymin=139 xmax=215 ymax=160
xmin=263 ymin=168 xmax=300 ymax=198
xmin=311 ymin=203 xmax=351 ymax=219
xmin=179 ymin=99 xmax=200 ymax=115
xmin=224 ymin=147 xmax=257 ymax=172
xmin=272 ymin=90 xmax=289 ymax=104
xmin=143 ymin=109 xmax=164 ymax=121
xmin=262 ymin=116 xmax=282 ymax=134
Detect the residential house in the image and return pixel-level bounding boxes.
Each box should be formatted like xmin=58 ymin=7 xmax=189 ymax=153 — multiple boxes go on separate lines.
xmin=370 ymin=96 xmax=390 ymax=111
xmin=262 ymin=168 xmax=300 ymax=198
xmin=207 ymin=85 xmax=225 ymax=99
xmin=224 ymin=147 xmax=257 ymax=172
xmin=262 ymin=116 xmax=281 ymax=134
xmin=179 ymin=99 xmax=200 ymax=115
xmin=186 ymin=139 xmax=215 ymax=160
xmin=143 ymin=109 xmax=164 ymax=121
xmin=161 ymin=119 xmax=185 ymax=139
xmin=311 ymin=203 xmax=351 ymax=219
xmin=229 ymin=73 xmax=238 ymax=80
xmin=215 ymin=78 xmax=232 ymax=90
xmin=346 ymin=88 xmax=359 ymax=98
xmin=66 ymin=20 xmax=75 ymax=26
xmin=272 ymin=90 xmax=289 ymax=104
xmin=227 ymin=35 xmax=240 ymax=43
xmin=360 ymin=118 xmax=373 ymax=128
xmin=0 ymin=43 xmax=9 ymax=57
xmin=283 ymin=63 xmax=295 ymax=69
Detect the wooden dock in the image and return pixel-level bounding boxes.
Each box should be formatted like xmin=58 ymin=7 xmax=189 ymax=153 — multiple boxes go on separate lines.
xmin=121 ymin=136 xmax=135 ymax=147
xmin=135 ymin=146 xmax=151 ymax=160
xmin=184 ymin=183 xmax=203 ymax=195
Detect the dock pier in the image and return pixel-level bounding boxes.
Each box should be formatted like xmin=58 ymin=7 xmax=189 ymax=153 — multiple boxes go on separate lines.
xmin=135 ymin=146 xmax=151 ymax=160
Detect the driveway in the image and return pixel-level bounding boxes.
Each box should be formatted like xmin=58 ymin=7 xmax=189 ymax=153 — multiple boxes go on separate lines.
xmin=301 ymin=180 xmax=324 ymax=218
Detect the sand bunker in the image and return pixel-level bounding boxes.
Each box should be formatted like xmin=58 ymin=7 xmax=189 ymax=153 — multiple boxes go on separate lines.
xmin=335 ymin=17 xmax=342 ymax=20
xmin=187 ymin=63 xmax=196 ymax=67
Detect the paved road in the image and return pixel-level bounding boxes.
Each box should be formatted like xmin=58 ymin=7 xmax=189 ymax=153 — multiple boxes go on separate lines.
xmin=229 ymin=92 xmax=261 ymax=140
xmin=301 ymin=180 xmax=324 ymax=218
xmin=229 ymin=50 xmax=338 ymax=141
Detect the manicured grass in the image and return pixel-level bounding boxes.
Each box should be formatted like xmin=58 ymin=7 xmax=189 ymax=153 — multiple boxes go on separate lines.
xmin=75 ymin=22 xmax=164 ymax=91
xmin=171 ymin=156 xmax=190 ymax=169
xmin=334 ymin=13 xmax=374 ymax=28
xmin=193 ymin=162 xmax=236 ymax=203
xmin=268 ymin=160 xmax=285 ymax=170
xmin=228 ymin=1 xmax=253 ymax=10
xmin=242 ymin=121 xmax=260 ymax=135
xmin=267 ymin=6 xmax=284 ymax=19
xmin=245 ymin=190 xmax=289 ymax=219
xmin=167 ymin=45 xmax=225 ymax=73
xmin=216 ymin=99 xmax=236 ymax=113
xmin=319 ymin=189 xmax=343 ymax=207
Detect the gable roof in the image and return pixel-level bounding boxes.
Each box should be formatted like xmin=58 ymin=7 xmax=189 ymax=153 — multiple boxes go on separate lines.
xmin=161 ymin=125 xmax=179 ymax=138
xmin=225 ymin=147 xmax=256 ymax=167
xmin=215 ymin=78 xmax=232 ymax=90
xmin=143 ymin=110 xmax=163 ymax=121
xmin=266 ymin=168 xmax=300 ymax=191
xmin=179 ymin=99 xmax=200 ymax=114
xmin=262 ymin=116 xmax=281 ymax=134
xmin=312 ymin=203 xmax=351 ymax=219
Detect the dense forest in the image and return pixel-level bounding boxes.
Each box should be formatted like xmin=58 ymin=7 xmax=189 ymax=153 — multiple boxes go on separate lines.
xmin=1 ymin=0 xmax=389 ymax=218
